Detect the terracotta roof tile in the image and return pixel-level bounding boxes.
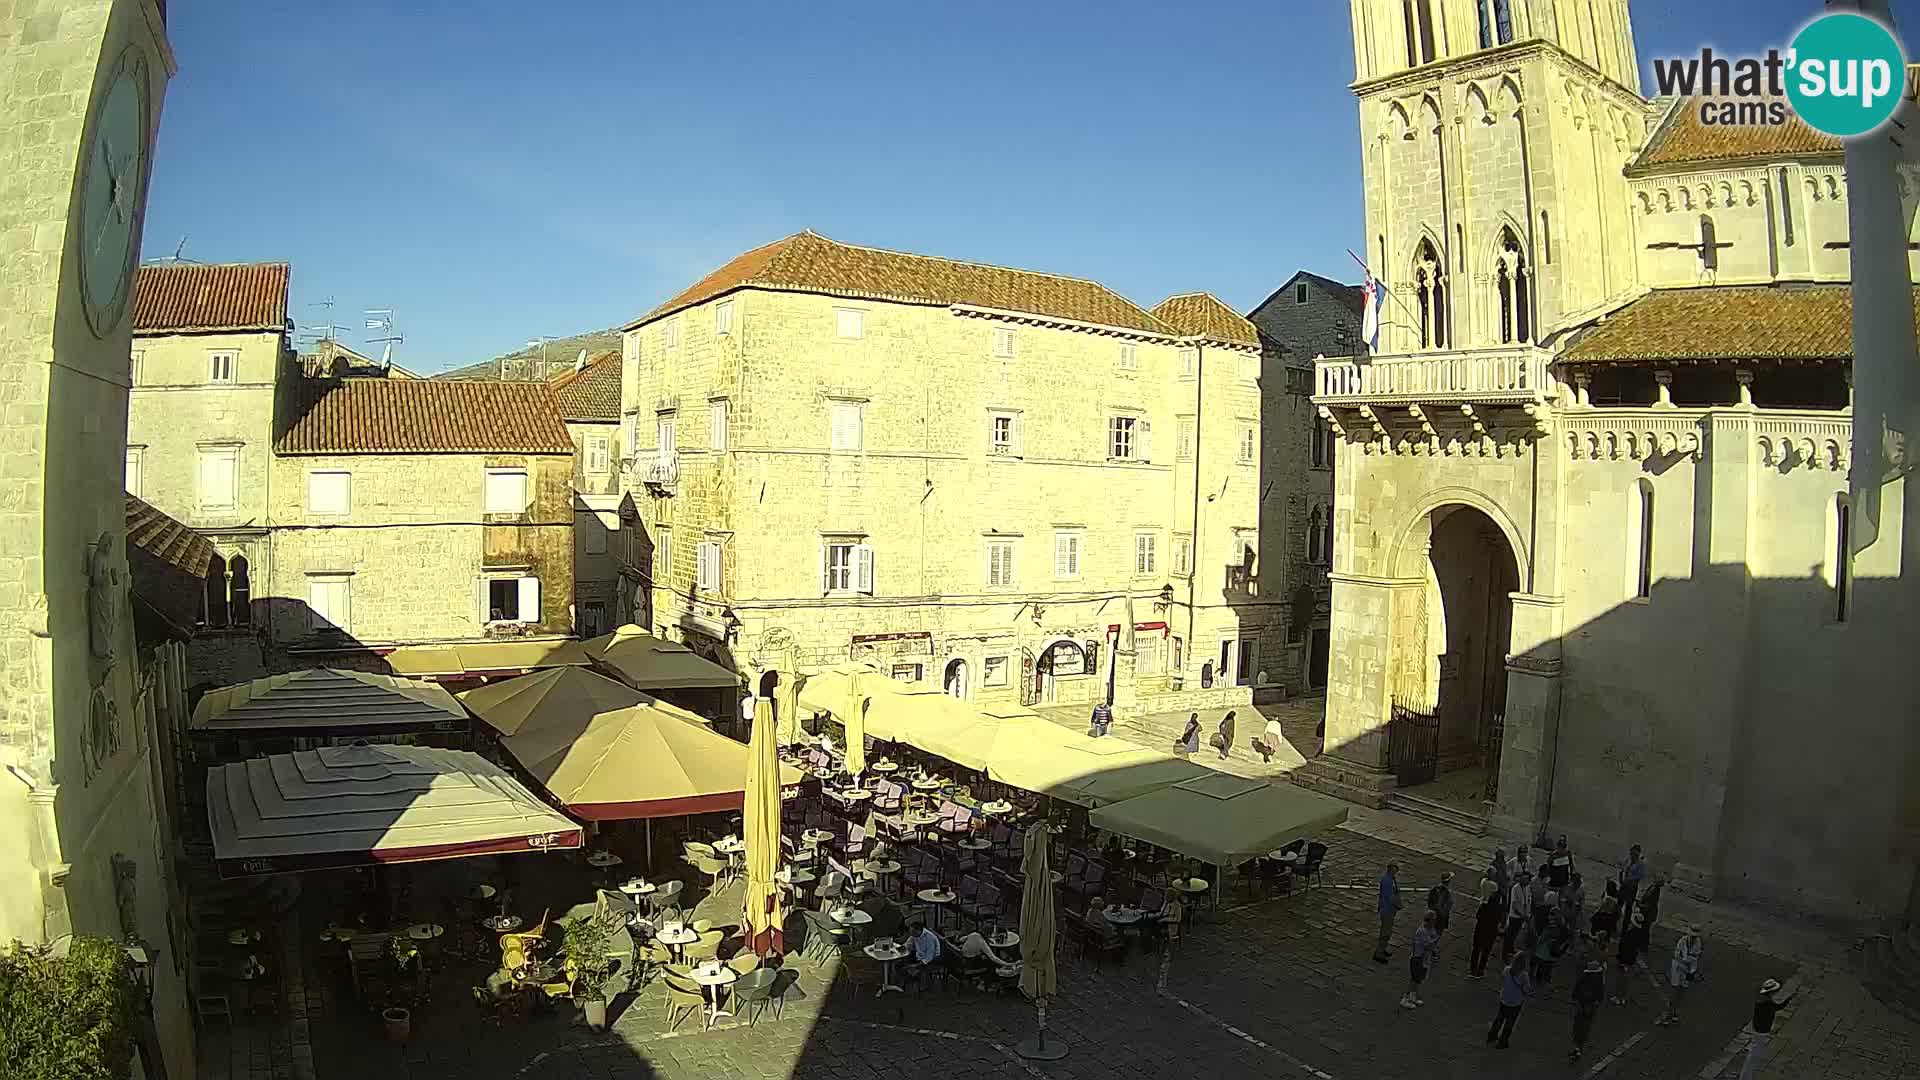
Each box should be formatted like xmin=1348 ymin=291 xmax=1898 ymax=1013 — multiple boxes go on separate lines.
xmin=627 ymin=231 xmax=1172 ymax=336
xmin=547 ymin=350 xmax=622 ymax=421
xmin=134 ymin=262 xmax=290 ymax=334
xmin=126 ymin=494 xmax=215 ymax=579
xmin=1561 ymin=284 xmax=1918 ymax=365
xmin=1632 ymin=99 xmax=1840 ymax=172
xmin=277 ymin=379 xmax=575 ymax=455
xmin=1150 ymin=292 xmax=1262 ymax=347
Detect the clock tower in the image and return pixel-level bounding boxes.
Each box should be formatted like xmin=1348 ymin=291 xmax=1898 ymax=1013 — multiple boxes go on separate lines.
xmin=0 ymin=1 xmax=181 ymax=1077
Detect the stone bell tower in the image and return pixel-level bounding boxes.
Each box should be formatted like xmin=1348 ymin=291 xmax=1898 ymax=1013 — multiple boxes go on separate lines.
xmin=1348 ymin=0 xmax=1644 ymax=351
xmin=0 ymin=0 xmax=179 ymax=1076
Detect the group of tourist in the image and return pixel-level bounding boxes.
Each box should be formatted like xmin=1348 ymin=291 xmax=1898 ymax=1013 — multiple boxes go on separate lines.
xmin=1374 ymin=839 xmax=1787 ymax=1072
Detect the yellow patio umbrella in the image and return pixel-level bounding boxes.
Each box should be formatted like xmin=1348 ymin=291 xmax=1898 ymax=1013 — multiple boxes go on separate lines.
xmin=843 ymin=667 xmax=868 ymax=776
xmin=774 ymin=668 xmax=803 ymax=746
xmin=1015 ymin=824 xmax=1065 ymax=1060
xmin=742 ymin=698 xmax=786 ymax=955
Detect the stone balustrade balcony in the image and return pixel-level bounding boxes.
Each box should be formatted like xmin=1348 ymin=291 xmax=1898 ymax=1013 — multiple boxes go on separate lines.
xmin=1314 ymin=346 xmax=1553 ymax=406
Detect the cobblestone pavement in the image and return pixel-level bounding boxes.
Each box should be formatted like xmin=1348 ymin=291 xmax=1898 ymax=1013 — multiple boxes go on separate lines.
xmin=285 ymin=828 xmax=1837 ymax=1080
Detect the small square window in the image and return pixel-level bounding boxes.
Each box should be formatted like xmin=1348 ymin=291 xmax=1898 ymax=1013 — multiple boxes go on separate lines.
xmin=1117 ymin=343 xmax=1137 ymax=370
xmin=988 ymin=411 xmax=1019 ymax=456
xmin=1178 ymin=348 xmax=1197 ymax=378
xmin=308 ymin=470 xmax=351 ymax=515
xmin=308 ymin=575 xmax=352 ymax=633
xmin=662 ymin=318 xmax=681 ymax=350
xmin=585 ymin=434 xmax=611 ymax=475
xmin=986 ymin=539 xmax=1016 ymax=587
xmin=130 ymin=349 xmax=144 ymax=385
xmin=992 ymin=327 xmax=1017 ymax=359
xmin=1134 ymin=532 xmax=1158 ymax=576
xmin=484 ymin=468 xmax=529 ymax=515
xmin=823 ymin=540 xmax=874 ymax=593
xmin=208 ymin=351 xmax=237 ymax=383
xmin=197 ymin=446 xmax=238 ymax=511
xmin=835 ymin=308 xmax=865 ymax=339
xmin=983 ymin=655 xmax=1010 ymax=687
xmin=1053 ymin=531 xmax=1081 ymax=580
xmin=715 ymin=299 xmax=734 ymax=335
xmin=830 ymin=401 xmax=863 ymax=451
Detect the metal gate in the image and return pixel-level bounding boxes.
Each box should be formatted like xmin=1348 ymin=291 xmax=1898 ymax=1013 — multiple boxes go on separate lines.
xmin=1388 ymin=699 xmax=1440 ymax=787
xmin=1482 ymin=713 xmax=1505 ymax=801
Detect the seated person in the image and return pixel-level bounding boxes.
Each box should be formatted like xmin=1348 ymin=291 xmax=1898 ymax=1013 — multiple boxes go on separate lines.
xmin=1085 ymin=896 xmax=1123 ymax=947
xmin=906 ymin=920 xmax=942 ymax=985
xmin=953 ymin=931 xmax=1013 ymax=968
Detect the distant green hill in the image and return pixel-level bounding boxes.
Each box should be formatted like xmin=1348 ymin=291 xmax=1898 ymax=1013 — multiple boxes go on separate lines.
xmin=434 ymin=327 xmax=623 ymax=382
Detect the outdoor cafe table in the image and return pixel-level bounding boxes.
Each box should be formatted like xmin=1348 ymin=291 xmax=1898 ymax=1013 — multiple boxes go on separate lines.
xmin=958 ymin=838 xmax=992 ymax=852
xmin=621 ymin=879 xmax=658 ymax=899
xmin=916 ymin=888 xmax=956 ymax=929
xmin=864 ymin=941 xmax=908 ymax=996
xmin=586 ymin=851 xmax=623 ymax=869
xmin=829 ymin=908 xmax=873 ymax=939
xmin=871 ymin=761 xmax=900 ymax=773
xmin=656 ymin=924 xmax=698 ymax=961
xmin=980 ymin=800 xmax=1014 ymax=815
xmin=986 ymin=930 xmax=1020 ymax=951
xmin=802 ymin=828 xmax=835 ymax=846
xmin=467 ymin=883 xmax=497 ymax=902
xmin=481 ymin=914 xmax=523 ymax=933
xmin=688 ymin=961 xmax=738 ymax=1024
xmin=911 ymin=777 xmax=946 ymax=791
xmin=835 ymin=788 xmax=872 ymax=803
xmin=905 ymin=811 xmax=939 ymax=828
xmin=776 ymin=867 xmax=816 ymax=886
xmin=712 ymin=837 xmax=745 ymax=855
xmin=406 ymin=923 xmax=444 ymax=942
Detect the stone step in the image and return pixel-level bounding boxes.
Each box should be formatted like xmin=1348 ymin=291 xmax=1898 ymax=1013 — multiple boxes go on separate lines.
xmin=1384 ymin=789 xmax=1489 ymax=836
xmin=1860 ymin=933 xmax=1920 ymax=1022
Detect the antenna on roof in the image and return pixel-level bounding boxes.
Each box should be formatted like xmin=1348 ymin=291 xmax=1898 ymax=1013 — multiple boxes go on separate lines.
xmin=296 ymin=297 xmax=350 ymax=350
xmin=142 ymin=235 xmax=200 ymax=266
xmin=365 ymin=309 xmax=404 ymax=371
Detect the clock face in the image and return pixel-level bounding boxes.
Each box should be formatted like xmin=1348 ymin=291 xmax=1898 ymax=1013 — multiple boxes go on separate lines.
xmin=79 ymin=48 xmax=151 ymax=338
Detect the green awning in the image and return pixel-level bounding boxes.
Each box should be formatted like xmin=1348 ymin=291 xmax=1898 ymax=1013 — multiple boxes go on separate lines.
xmin=1088 ymin=774 xmax=1350 ymax=867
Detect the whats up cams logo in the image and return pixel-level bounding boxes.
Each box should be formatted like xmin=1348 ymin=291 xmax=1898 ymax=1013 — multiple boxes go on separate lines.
xmin=1651 ymin=12 xmax=1910 ymax=139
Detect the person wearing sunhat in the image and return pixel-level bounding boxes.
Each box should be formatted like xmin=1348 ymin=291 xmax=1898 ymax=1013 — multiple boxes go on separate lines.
xmin=1612 ymin=909 xmax=1651 ymax=1006
xmin=1656 ymin=924 xmax=1705 ymax=1026
xmin=1426 ymin=871 xmax=1455 ymax=935
xmin=1738 ymin=977 xmax=1791 ymax=1080
xmin=1569 ymin=948 xmax=1608 ymax=1061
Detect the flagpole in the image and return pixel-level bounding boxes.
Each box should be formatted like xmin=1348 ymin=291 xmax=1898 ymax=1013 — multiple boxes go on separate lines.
xmin=1346 ymin=248 xmax=1424 ymax=334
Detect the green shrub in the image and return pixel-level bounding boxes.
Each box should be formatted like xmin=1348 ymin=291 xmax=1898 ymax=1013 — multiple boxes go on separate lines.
xmin=0 ymin=936 xmax=136 ymax=1080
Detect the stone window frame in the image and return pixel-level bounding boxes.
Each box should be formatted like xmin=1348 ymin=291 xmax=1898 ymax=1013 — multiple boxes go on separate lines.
xmin=983 ymin=534 xmax=1018 ymax=589
xmin=821 ymin=533 xmax=874 ymax=595
xmin=125 ymin=444 xmax=144 ymax=499
xmin=482 ymin=467 xmax=530 ymax=516
xmin=1176 ymin=416 xmax=1196 ymax=461
xmin=1052 ymin=528 xmax=1083 ymax=582
xmin=307 ymin=469 xmax=352 ymax=517
xmin=481 ymin=571 xmax=542 ymax=625
xmin=207 ymin=349 xmax=237 ymax=384
xmin=987 ymin=408 xmax=1022 ymax=457
xmin=714 ymin=298 xmax=735 ymax=336
xmin=835 ymin=307 xmax=866 ymax=340
xmin=306 ymin=572 xmax=353 ymax=634
xmin=196 ymin=443 xmax=240 ymax=512
xmin=1133 ymin=530 xmax=1159 ymax=577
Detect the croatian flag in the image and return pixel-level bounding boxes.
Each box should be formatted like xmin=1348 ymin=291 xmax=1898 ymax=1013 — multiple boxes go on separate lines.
xmin=1360 ymin=274 xmax=1382 ymax=353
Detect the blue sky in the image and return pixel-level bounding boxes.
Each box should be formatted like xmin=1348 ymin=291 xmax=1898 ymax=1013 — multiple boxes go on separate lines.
xmin=141 ymin=1 xmax=1916 ymax=372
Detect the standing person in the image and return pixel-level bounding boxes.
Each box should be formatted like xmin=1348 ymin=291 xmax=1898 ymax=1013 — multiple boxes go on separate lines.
xmin=1487 ymin=951 xmax=1531 ymax=1049
xmin=1469 ymin=877 xmax=1505 ymax=978
xmin=1531 ymin=908 xmax=1571 ymax=990
xmin=1175 ymin=712 xmax=1201 ymax=757
xmin=1426 ymin=872 xmax=1455 ymax=935
xmin=1639 ymin=876 xmax=1668 ymax=931
xmin=1657 ymin=926 xmax=1704 ymax=1026
xmin=1373 ymin=862 xmax=1402 ymax=963
xmin=1529 ymin=870 xmax=1552 ymax=933
xmin=1089 ymin=699 xmax=1113 ymax=738
xmin=1512 ymin=846 xmax=1531 ymax=883
xmin=1590 ymin=889 xmax=1621 ymax=946
xmin=1503 ymin=872 xmax=1532 ymax=961
xmin=1401 ymin=911 xmax=1440 ymax=1008
xmin=1547 ymin=835 xmax=1574 ymax=890
xmin=1214 ymin=710 xmax=1237 ymax=761
xmin=1569 ymin=952 xmax=1607 ymax=1061
xmin=1563 ymin=870 xmax=1588 ymax=932
xmin=1487 ymin=848 xmax=1511 ymax=902
xmin=1739 ymin=978 xmax=1790 ymax=1080
xmin=1613 ymin=910 xmax=1651 ymax=1005
xmin=1618 ymin=844 xmax=1647 ymax=925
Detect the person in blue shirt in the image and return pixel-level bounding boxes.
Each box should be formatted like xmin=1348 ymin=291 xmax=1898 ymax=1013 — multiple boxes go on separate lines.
xmin=1487 ymin=951 xmax=1533 ymax=1049
xmin=1373 ymin=862 xmax=1402 ymax=963
xmin=906 ymin=920 xmax=942 ymax=989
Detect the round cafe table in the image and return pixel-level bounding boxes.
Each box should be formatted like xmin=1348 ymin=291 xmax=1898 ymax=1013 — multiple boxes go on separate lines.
xmin=980 ymin=800 xmax=1014 ymax=815
xmin=958 ymin=838 xmax=993 ymax=852
xmin=406 ymin=923 xmax=445 ymax=942
xmin=905 ymin=812 xmax=940 ymax=828
xmin=1169 ymin=877 xmax=1209 ymax=895
xmin=864 ymin=941 xmax=909 ymax=995
xmin=467 ymin=883 xmax=497 ymax=902
xmin=1268 ymin=849 xmax=1300 ymax=866
xmin=802 ymin=829 xmax=835 ymax=846
xmin=481 ymin=914 xmax=523 ymax=933
xmin=712 ymin=837 xmax=746 ymax=855
xmin=916 ymin=888 xmax=956 ymax=929
xmin=986 ymin=930 xmax=1021 ymax=951
xmin=688 ymin=962 xmax=738 ymax=1024
xmin=871 ymin=761 xmax=900 ymax=773
xmin=776 ymin=867 xmax=816 ymax=886
xmin=911 ymin=777 xmax=945 ymax=791
xmin=1104 ymin=907 xmax=1147 ymax=927
xmin=586 ymin=851 xmax=623 ymax=869
xmin=839 ymin=788 xmax=872 ymax=803
xmin=655 ymin=924 xmax=698 ymax=961
xmin=621 ymin=879 xmax=657 ymax=898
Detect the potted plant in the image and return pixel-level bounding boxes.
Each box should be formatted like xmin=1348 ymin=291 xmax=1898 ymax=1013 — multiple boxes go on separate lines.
xmin=559 ymin=913 xmax=616 ymax=1030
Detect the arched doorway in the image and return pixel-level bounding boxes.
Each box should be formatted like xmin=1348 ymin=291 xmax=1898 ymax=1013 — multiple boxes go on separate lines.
xmin=1034 ymin=640 xmax=1087 ymax=704
xmin=943 ymin=659 xmax=968 ymax=700
xmin=1390 ymin=504 xmax=1520 ymax=810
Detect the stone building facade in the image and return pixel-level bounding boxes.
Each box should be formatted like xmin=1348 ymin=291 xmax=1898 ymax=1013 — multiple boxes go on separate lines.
xmin=617 ymin=232 xmax=1276 ymax=715
xmin=1307 ymin=0 xmax=1920 ymax=926
xmin=0 ymin=3 xmax=199 ymax=1077
xmin=549 ymin=351 xmax=623 ymax=638
xmin=1247 ymin=271 xmax=1362 ymax=695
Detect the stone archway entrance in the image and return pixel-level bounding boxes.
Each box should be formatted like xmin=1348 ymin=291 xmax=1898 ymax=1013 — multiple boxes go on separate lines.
xmin=1389 ymin=504 xmax=1520 ymax=817
xmin=943 ymin=658 xmax=968 ymax=700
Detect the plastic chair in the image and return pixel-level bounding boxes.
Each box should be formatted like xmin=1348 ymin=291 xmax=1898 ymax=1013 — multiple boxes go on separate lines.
xmin=727 ymin=952 xmax=761 ymax=976
xmin=684 ymin=930 xmax=725 ymax=963
xmin=732 ymin=967 xmax=781 ymax=1025
xmin=1301 ymin=842 xmax=1329 ymax=888
xmin=662 ymin=970 xmax=707 ymax=1031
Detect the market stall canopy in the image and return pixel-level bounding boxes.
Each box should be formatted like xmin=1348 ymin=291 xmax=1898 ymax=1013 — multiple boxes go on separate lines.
xmin=457 ymin=666 xmax=648 ymax=738
xmin=191 ymin=669 xmax=466 ymax=738
xmin=383 ymin=639 xmax=590 ymax=680
xmin=866 ymin=688 xmax=1005 ymax=768
xmin=1088 ymin=774 xmax=1350 ymax=867
xmin=985 ymin=723 xmax=1210 ymax=808
xmin=502 ymin=703 xmax=803 ymax=820
xmin=579 ymin=625 xmax=741 ymax=691
xmin=205 ymin=743 xmax=582 ymax=878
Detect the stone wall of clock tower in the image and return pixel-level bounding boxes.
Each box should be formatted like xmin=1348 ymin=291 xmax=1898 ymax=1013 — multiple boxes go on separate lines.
xmin=0 ymin=2 xmax=187 ymax=1078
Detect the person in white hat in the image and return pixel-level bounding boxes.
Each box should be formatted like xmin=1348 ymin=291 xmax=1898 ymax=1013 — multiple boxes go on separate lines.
xmin=1739 ymin=977 xmax=1791 ymax=1080
xmin=1656 ymin=924 xmax=1705 ymax=1026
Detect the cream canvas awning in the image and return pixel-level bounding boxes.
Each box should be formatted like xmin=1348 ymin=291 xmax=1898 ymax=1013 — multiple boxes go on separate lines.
xmin=457 ymin=666 xmax=649 ymax=738
xmin=580 ymin=625 xmax=741 ymax=691
xmin=986 ymin=727 xmax=1211 ymax=808
xmin=1087 ymin=773 xmax=1350 ymax=868
xmin=206 ymin=743 xmax=582 ymax=878
xmin=501 ymin=702 xmax=803 ymax=821
xmin=383 ymin=639 xmax=591 ymax=679
xmin=191 ymin=669 xmax=466 ymax=737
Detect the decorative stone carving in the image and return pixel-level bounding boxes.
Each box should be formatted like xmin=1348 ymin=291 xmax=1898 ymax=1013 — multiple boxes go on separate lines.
xmin=87 ymin=533 xmax=118 ymax=663
xmin=83 ymin=683 xmax=120 ymax=784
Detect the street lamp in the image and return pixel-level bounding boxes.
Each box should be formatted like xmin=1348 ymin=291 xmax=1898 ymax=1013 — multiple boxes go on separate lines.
xmin=123 ymin=936 xmax=156 ymax=1013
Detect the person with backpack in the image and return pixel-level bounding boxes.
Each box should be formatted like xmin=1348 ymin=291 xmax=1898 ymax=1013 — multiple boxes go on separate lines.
xmin=1569 ymin=951 xmax=1608 ymax=1061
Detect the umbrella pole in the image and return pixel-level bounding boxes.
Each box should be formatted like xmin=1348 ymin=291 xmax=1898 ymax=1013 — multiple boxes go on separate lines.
xmin=1015 ymin=999 xmax=1068 ymax=1060
xmin=646 ymin=819 xmax=653 ymax=868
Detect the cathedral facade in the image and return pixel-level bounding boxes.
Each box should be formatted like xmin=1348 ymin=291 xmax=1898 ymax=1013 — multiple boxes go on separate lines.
xmin=1308 ymin=0 xmax=1919 ymax=925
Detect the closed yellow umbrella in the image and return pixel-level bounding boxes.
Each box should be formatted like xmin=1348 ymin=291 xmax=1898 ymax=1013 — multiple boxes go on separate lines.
xmin=1015 ymin=825 xmax=1066 ymax=1060
xmin=743 ymin=698 xmax=785 ymax=955
xmin=774 ymin=668 xmax=803 ymax=746
xmin=843 ymin=668 xmax=867 ymax=776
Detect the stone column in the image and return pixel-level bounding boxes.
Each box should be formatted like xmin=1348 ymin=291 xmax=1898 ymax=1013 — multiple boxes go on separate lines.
xmin=1298 ymin=571 xmax=1424 ymax=805
xmin=1489 ymin=592 xmax=1563 ymax=843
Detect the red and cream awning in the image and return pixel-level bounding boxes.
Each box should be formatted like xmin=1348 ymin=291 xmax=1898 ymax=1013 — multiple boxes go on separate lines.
xmin=206 ymin=743 xmax=582 ymax=878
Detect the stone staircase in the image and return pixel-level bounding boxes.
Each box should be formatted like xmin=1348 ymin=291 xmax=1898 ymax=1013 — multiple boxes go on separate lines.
xmin=1383 ymin=788 xmax=1489 ymax=836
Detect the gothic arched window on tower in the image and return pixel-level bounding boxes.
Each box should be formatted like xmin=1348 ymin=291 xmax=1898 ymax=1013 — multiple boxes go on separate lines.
xmin=1413 ymin=240 xmax=1445 ymax=349
xmin=229 ymin=554 xmax=251 ymax=626
xmin=1495 ymin=230 xmax=1531 ymax=344
xmin=1477 ymin=0 xmax=1494 ymax=48
xmin=203 ymin=552 xmax=228 ymax=629
xmin=1493 ymin=0 xmax=1514 ymax=43
xmin=1404 ymin=0 xmax=1438 ymax=65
